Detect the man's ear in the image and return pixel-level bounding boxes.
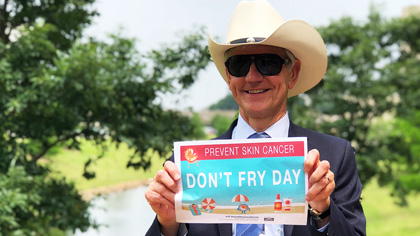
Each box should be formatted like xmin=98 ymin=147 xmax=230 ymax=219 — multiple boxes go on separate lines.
xmin=288 ymin=59 xmax=301 ymax=89
xmin=225 ymin=67 xmax=232 ymax=86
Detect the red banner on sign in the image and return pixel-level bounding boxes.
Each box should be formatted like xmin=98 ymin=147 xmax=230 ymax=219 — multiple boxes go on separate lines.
xmin=180 ymin=141 xmax=304 ymax=161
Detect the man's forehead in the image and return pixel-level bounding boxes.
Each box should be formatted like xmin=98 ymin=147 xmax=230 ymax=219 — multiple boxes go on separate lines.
xmin=224 ymin=45 xmax=286 ymax=59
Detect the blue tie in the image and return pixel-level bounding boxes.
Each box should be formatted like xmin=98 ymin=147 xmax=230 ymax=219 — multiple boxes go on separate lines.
xmin=248 ymin=132 xmax=271 ymax=139
xmin=236 ymin=223 xmax=264 ymax=236
xmin=234 ymin=132 xmax=270 ymax=235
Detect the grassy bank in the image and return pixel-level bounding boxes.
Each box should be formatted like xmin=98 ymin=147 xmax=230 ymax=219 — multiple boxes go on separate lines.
xmin=362 ymin=181 xmax=420 ymax=235
xmin=45 ymin=141 xmax=420 ymax=235
xmin=45 ymin=141 xmax=165 ymax=191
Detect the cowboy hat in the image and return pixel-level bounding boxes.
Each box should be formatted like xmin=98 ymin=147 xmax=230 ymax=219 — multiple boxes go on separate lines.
xmin=208 ymin=0 xmax=327 ymax=97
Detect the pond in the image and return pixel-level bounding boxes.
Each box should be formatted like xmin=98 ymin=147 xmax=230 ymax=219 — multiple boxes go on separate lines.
xmin=74 ymin=186 xmax=155 ymax=236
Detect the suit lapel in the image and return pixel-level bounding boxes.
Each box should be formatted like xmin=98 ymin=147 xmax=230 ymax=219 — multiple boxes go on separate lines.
xmin=284 ymin=225 xmax=294 ymax=236
xmin=288 ymin=121 xmax=302 ymax=138
xmin=217 ymin=224 xmax=232 ymax=236
xmin=288 ymin=121 xmax=312 ymax=149
xmin=217 ymin=119 xmax=237 ymax=139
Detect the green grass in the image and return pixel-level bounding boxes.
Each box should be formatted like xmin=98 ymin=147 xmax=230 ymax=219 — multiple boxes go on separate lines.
xmin=44 ymin=140 xmax=166 ymax=190
xmin=363 ymin=180 xmax=420 ymax=235
xmin=45 ymin=140 xmax=420 ymax=235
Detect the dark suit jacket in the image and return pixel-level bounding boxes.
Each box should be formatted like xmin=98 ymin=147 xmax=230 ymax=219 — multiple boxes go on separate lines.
xmin=146 ymin=120 xmax=366 ymax=236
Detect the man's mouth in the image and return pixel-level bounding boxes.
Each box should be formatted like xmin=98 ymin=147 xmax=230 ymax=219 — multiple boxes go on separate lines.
xmin=246 ymin=89 xmax=269 ymax=94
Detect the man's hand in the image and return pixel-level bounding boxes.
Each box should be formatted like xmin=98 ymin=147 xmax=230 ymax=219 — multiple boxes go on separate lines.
xmin=144 ymin=161 xmax=181 ymax=236
xmin=304 ymin=149 xmax=335 ymax=226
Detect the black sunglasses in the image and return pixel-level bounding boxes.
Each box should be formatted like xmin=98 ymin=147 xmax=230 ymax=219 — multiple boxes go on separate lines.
xmin=224 ymin=54 xmax=287 ymax=77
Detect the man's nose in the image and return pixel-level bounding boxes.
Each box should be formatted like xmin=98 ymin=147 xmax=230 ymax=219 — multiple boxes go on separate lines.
xmin=245 ymin=63 xmax=263 ymax=82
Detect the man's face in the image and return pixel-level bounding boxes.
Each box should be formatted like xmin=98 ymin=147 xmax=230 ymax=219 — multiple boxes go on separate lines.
xmin=225 ymin=45 xmax=300 ymax=123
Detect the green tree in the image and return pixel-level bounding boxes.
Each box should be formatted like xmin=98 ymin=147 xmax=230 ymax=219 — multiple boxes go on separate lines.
xmin=0 ymin=0 xmax=97 ymax=50
xmin=369 ymin=112 xmax=420 ymax=204
xmin=1 ymin=0 xmax=211 ymax=234
xmin=210 ymin=114 xmax=232 ymax=136
xmin=288 ymin=7 xmax=420 ymax=205
xmin=190 ymin=112 xmax=207 ymax=140
xmin=209 ymin=94 xmax=238 ymax=110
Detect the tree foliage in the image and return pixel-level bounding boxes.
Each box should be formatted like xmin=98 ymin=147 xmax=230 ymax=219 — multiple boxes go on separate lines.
xmin=210 ymin=114 xmax=233 ymax=136
xmin=0 ymin=0 xmax=97 ymax=50
xmin=288 ymin=7 xmax=420 ymax=205
xmin=1 ymin=0 xmax=210 ymax=234
xmin=209 ymin=94 xmax=238 ymax=110
xmin=190 ymin=113 xmax=207 ymax=140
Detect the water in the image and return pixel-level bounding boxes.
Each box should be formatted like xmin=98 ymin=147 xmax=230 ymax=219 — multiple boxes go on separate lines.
xmin=74 ymin=186 xmax=155 ymax=236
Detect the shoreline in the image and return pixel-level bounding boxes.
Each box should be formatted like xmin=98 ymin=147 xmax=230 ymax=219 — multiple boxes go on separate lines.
xmin=80 ymin=178 xmax=152 ymax=201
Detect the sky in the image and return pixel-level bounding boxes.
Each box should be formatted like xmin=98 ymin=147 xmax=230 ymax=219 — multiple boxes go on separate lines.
xmin=84 ymin=0 xmax=420 ymax=111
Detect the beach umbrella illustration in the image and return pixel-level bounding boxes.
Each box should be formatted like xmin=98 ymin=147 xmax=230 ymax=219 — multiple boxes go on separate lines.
xmin=201 ymin=198 xmax=216 ymax=211
xmin=233 ymin=194 xmax=251 ymax=214
xmin=232 ymin=194 xmax=249 ymax=203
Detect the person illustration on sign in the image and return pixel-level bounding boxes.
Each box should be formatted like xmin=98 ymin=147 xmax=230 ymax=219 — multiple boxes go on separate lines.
xmin=232 ymin=194 xmax=251 ymax=214
xmin=189 ymin=204 xmax=201 ymax=216
xmin=237 ymin=204 xmax=250 ymax=214
xmin=145 ymin=0 xmax=366 ymax=235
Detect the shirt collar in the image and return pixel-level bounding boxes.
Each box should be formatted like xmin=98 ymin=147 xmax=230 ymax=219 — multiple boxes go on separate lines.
xmin=232 ymin=113 xmax=290 ymax=139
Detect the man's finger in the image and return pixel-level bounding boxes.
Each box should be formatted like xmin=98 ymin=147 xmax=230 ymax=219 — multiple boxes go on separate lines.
xmin=309 ymin=161 xmax=330 ymax=183
xmin=164 ymin=161 xmax=181 ymax=181
xmin=306 ymin=178 xmax=335 ymax=202
xmin=155 ymin=168 xmax=180 ymax=193
xmin=306 ymin=175 xmax=330 ymax=200
xmin=304 ymin=149 xmax=320 ymax=173
xmin=145 ymin=181 xmax=176 ymax=207
xmin=306 ymin=170 xmax=335 ymax=202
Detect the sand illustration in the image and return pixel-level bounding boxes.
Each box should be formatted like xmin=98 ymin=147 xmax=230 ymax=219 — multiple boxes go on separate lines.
xmin=182 ymin=205 xmax=305 ymax=215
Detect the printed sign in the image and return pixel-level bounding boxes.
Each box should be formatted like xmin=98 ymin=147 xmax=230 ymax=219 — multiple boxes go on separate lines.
xmin=174 ymin=137 xmax=308 ymax=225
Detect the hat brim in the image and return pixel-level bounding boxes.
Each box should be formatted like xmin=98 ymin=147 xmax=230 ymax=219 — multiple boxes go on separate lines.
xmin=208 ymin=20 xmax=327 ymax=97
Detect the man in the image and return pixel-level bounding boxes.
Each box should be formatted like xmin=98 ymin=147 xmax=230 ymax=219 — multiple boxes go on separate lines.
xmin=145 ymin=1 xmax=366 ymax=235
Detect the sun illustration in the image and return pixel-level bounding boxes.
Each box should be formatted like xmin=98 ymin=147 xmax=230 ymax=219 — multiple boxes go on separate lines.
xmin=185 ymin=148 xmax=199 ymax=168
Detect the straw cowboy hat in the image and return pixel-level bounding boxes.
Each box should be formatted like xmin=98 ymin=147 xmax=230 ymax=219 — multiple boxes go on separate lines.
xmin=208 ymin=0 xmax=328 ymax=97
